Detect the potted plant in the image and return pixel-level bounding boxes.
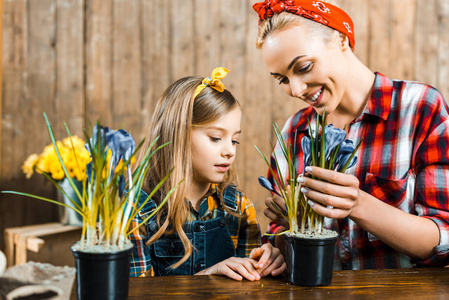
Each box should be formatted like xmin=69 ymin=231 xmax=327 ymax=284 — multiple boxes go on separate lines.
xmin=256 ymin=110 xmax=360 ymax=286
xmin=3 ymin=113 xmax=178 ymax=300
xmin=22 ymin=135 xmax=90 ymax=226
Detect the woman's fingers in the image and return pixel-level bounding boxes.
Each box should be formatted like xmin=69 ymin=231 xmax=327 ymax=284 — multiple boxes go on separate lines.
xmin=305 ymin=166 xmax=358 ymax=186
xmin=264 ymin=195 xmax=290 ymax=228
xmin=299 ymin=167 xmax=361 ymax=219
xmin=302 ymin=188 xmax=354 ymax=210
xmin=306 ymin=199 xmax=350 ymax=219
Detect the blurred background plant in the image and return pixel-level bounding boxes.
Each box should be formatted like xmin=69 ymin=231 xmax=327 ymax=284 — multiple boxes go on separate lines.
xmin=21 ymin=136 xmax=90 ymax=181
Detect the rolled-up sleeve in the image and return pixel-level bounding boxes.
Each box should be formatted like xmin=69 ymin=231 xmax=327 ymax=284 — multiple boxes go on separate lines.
xmin=414 ymin=116 xmax=449 ymax=267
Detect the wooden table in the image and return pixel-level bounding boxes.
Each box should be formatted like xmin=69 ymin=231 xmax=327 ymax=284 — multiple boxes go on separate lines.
xmin=70 ymin=267 xmax=449 ymax=299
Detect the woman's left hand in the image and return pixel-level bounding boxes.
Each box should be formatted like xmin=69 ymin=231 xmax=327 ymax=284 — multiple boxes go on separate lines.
xmin=299 ymin=166 xmax=361 ymax=219
xmin=249 ymin=243 xmax=286 ymax=277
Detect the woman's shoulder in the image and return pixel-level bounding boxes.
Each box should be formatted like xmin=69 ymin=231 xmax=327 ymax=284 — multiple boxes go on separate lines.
xmin=374 ymin=72 xmax=448 ymax=118
xmin=282 ymin=106 xmax=315 ymax=133
xmin=379 ymin=73 xmax=447 ymax=107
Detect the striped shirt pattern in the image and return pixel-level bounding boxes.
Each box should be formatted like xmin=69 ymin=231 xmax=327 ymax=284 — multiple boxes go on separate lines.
xmin=266 ymin=73 xmax=449 ymax=269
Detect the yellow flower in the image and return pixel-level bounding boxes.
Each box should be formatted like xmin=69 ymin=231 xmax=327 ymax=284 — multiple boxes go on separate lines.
xmin=22 ymin=135 xmax=90 ymax=181
xmin=22 ymin=154 xmax=39 ymax=179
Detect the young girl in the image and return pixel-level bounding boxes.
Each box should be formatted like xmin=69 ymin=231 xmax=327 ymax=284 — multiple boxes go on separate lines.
xmin=254 ymin=0 xmax=449 ymax=269
xmin=129 ymin=67 xmax=286 ymax=280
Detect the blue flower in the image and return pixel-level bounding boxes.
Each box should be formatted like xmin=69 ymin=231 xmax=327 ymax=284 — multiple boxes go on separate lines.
xmin=106 ymin=129 xmax=136 ymax=177
xmin=86 ymin=161 xmax=93 ymax=182
xmin=84 ymin=125 xmax=112 ymax=156
xmin=323 ymin=124 xmax=346 ymax=160
xmin=84 ymin=125 xmax=136 ymax=196
xmin=301 ymin=136 xmax=312 ymax=169
xmin=103 ymin=129 xmax=136 ymax=197
xmin=258 ymin=176 xmax=281 ymax=197
xmin=335 ymin=139 xmax=358 ymax=172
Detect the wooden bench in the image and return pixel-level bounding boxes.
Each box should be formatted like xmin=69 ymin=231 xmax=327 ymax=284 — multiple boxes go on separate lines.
xmin=4 ymin=222 xmax=82 ymax=267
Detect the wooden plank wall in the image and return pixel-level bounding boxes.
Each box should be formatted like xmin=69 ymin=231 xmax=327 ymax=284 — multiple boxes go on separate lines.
xmin=1 ymin=0 xmax=449 ymax=252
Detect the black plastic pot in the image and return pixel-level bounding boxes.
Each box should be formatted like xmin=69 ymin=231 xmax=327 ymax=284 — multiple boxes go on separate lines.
xmin=71 ymin=244 xmax=133 ymax=300
xmin=284 ymin=234 xmax=338 ymax=286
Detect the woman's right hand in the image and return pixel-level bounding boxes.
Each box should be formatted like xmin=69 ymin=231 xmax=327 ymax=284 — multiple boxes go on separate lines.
xmin=264 ymin=194 xmax=290 ymax=229
xmin=194 ymin=257 xmax=261 ymax=281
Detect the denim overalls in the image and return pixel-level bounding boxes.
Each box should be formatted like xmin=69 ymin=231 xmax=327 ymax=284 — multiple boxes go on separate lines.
xmin=138 ymin=186 xmax=241 ymax=275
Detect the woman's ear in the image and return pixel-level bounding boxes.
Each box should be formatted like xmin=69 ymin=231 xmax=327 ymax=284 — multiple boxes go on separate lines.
xmin=339 ymin=33 xmax=350 ymax=52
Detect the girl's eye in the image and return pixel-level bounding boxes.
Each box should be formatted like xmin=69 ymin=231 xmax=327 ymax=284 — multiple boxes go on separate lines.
xmin=232 ymin=140 xmax=240 ymax=145
xmin=210 ymin=137 xmax=221 ymax=142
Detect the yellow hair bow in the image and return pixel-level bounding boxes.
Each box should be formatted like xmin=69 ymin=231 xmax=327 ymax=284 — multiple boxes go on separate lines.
xmin=193 ymin=67 xmax=229 ymax=99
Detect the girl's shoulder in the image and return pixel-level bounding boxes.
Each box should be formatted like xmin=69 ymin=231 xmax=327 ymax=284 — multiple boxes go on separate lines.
xmin=221 ymin=184 xmax=240 ymax=212
xmin=220 ymin=184 xmax=256 ymax=216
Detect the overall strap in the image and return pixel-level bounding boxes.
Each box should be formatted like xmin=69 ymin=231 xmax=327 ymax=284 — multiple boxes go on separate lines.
xmin=222 ymin=184 xmax=239 ymax=212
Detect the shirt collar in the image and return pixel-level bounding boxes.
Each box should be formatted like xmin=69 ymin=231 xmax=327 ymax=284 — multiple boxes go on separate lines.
xmin=359 ymin=72 xmax=392 ymax=122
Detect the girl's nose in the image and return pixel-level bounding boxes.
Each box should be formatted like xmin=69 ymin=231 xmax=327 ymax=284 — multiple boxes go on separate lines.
xmin=290 ymin=78 xmax=307 ymax=98
xmin=222 ymin=140 xmax=236 ymax=158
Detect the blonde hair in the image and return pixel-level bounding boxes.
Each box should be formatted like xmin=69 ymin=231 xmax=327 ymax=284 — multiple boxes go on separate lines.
xmin=255 ymin=0 xmax=347 ymax=49
xmin=139 ymin=76 xmax=240 ymax=268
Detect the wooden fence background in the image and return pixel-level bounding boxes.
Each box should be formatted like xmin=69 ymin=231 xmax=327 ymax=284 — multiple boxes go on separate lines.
xmin=1 ymin=0 xmax=449 ymax=252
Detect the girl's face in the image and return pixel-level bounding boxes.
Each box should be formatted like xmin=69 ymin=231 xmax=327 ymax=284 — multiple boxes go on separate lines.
xmin=261 ymin=25 xmax=349 ymax=116
xmin=191 ymin=106 xmax=241 ymax=187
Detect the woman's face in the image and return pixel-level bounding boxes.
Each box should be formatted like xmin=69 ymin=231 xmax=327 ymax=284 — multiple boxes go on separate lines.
xmin=261 ymin=25 xmax=349 ymax=115
xmin=190 ymin=106 xmax=241 ymax=187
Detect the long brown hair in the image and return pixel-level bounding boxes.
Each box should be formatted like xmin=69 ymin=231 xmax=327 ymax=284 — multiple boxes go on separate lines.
xmin=138 ymin=76 xmax=240 ymax=268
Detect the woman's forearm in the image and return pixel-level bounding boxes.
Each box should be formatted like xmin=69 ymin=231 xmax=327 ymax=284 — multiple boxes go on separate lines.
xmin=350 ymin=190 xmax=440 ymax=260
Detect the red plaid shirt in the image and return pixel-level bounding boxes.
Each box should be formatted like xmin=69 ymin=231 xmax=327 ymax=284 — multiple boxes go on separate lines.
xmin=265 ymin=73 xmax=449 ymax=269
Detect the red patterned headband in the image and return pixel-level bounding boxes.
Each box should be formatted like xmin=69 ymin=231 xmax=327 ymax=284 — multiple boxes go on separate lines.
xmin=253 ymin=0 xmax=355 ymax=48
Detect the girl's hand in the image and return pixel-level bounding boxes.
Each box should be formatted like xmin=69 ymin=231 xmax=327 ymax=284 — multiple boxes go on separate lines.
xmin=264 ymin=193 xmax=290 ymax=229
xmin=195 ymin=257 xmax=261 ymax=281
xmin=249 ymin=243 xmax=286 ymax=277
xmin=300 ymin=166 xmax=361 ymax=219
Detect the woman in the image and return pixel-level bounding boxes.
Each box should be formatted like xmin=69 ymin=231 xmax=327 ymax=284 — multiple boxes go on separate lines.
xmin=254 ymin=0 xmax=449 ymax=269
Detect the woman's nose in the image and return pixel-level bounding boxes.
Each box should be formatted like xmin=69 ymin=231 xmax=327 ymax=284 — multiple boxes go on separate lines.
xmin=290 ymin=78 xmax=307 ymax=98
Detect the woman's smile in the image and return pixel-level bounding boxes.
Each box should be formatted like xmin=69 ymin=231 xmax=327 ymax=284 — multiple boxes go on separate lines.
xmin=305 ymin=88 xmax=324 ymax=106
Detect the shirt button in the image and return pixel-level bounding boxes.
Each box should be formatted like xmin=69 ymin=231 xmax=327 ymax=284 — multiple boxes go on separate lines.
xmin=219 ymin=216 xmax=227 ymax=227
xmin=341 ymin=229 xmax=348 ymax=235
xmin=149 ymin=222 xmax=158 ymax=233
xmin=194 ymin=262 xmax=203 ymax=272
xmin=194 ymin=223 xmax=203 ymax=232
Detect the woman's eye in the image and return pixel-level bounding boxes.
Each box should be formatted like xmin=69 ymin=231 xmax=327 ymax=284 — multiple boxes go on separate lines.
xmin=278 ymin=77 xmax=288 ymax=85
xmin=210 ymin=137 xmax=221 ymax=142
xmin=298 ymin=63 xmax=312 ymax=73
xmin=232 ymin=140 xmax=240 ymax=145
